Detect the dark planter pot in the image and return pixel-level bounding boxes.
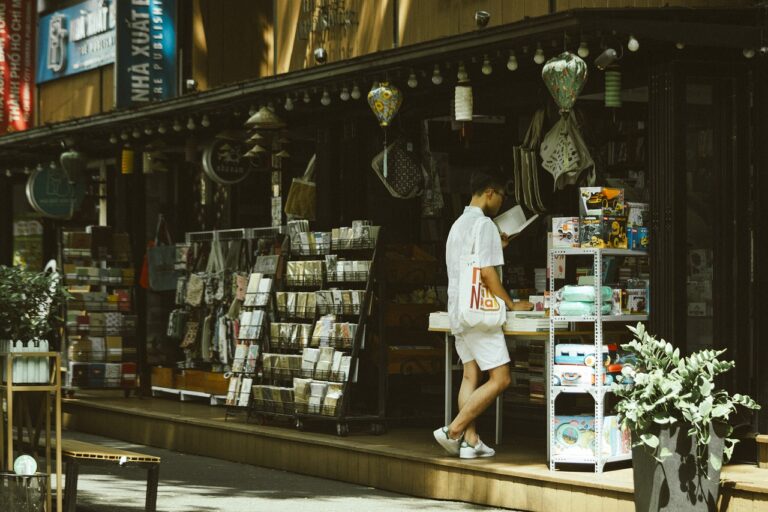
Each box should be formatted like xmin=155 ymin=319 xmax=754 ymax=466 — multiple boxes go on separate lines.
xmin=632 ymin=422 xmax=725 ymax=512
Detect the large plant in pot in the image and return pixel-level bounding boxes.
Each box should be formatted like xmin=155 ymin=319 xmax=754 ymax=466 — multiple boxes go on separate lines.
xmin=0 ymin=265 xmax=68 ymax=345
xmin=612 ymin=323 xmax=760 ymax=512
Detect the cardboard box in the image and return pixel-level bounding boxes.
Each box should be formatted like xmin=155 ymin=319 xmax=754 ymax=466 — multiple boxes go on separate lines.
xmin=552 ymin=365 xmax=615 ymax=386
xmin=151 ymin=366 xmax=175 ymax=388
xmin=579 ymin=187 xmax=625 ymax=217
xmin=579 ymin=216 xmax=605 ymax=248
xmin=553 ymin=414 xmax=630 ymax=457
xmin=602 ymin=216 xmax=628 ymax=249
xmin=552 ymin=217 xmax=580 ymax=248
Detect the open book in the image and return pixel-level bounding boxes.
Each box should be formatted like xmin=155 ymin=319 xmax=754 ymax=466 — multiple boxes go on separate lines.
xmin=493 ymin=206 xmax=539 ymax=236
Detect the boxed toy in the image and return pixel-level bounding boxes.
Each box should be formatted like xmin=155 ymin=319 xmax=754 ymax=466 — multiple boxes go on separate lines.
xmin=554 ymin=344 xmax=610 ymax=367
xmin=552 ymin=365 xmax=615 ymax=387
xmin=553 ymin=414 xmax=631 ymax=457
xmin=626 ymin=202 xmax=649 ymax=227
xmin=579 ymin=187 xmax=625 ymax=217
xmin=602 ymin=215 xmax=628 ymax=249
xmin=580 ymin=216 xmax=604 ymax=248
xmin=626 ymin=288 xmax=648 ymax=314
xmin=552 ymin=217 xmax=580 ymax=248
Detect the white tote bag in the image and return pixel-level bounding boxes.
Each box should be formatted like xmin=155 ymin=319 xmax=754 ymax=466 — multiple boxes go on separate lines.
xmin=457 ymin=219 xmax=506 ymax=331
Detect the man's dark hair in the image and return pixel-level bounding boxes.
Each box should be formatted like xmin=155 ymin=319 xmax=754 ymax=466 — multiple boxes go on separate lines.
xmin=470 ymin=171 xmax=505 ymax=197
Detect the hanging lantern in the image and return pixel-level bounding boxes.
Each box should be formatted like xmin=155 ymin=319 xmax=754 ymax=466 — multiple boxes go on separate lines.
xmin=121 ymin=147 xmax=134 ymax=174
xmin=541 ymin=51 xmax=588 ymax=115
xmin=367 ymin=81 xmax=403 ymax=178
xmin=142 ymin=152 xmax=153 ymax=174
xmin=604 ymin=69 xmax=622 ymax=108
xmin=454 ymin=84 xmax=473 ymax=122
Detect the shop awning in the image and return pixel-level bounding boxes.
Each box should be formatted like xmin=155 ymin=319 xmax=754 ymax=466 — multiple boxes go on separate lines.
xmin=0 ymin=6 xmax=762 ymax=169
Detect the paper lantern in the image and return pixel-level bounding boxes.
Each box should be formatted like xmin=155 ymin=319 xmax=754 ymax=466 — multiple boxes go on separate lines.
xmin=121 ymin=148 xmax=134 ymax=174
xmin=605 ymin=70 xmax=622 ymax=108
xmin=454 ymin=84 xmax=473 ymax=122
xmin=367 ymin=82 xmax=403 ymax=177
xmin=542 ymin=52 xmax=588 ymax=114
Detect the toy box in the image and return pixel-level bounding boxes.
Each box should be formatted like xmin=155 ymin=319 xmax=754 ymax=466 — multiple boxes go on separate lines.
xmin=626 ymin=202 xmax=649 ymax=227
xmin=602 ymin=215 xmax=628 ymax=249
xmin=552 ymin=365 xmax=615 ymax=386
xmin=579 ymin=187 xmax=625 ymax=217
xmin=553 ymin=414 xmax=631 ymax=457
xmin=554 ymin=344 xmax=610 ymax=367
xmin=580 ymin=216 xmax=604 ymax=248
xmin=552 ymin=217 xmax=580 ymax=248
xmin=626 ymin=288 xmax=648 ymax=314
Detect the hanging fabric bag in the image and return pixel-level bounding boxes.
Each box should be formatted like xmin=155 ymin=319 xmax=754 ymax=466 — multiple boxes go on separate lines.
xmin=284 ymin=154 xmax=317 ymax=220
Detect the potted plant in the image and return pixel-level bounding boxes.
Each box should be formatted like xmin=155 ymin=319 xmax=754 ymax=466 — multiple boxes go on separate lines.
xmin=0 ymin=265 xmax=68 ymax=346
xmin=612 ymin=323 xmax=760 ymax=512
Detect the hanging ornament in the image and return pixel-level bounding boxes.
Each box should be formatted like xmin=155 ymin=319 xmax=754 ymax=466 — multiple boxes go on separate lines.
xmin=604 ymin=70 xmax=622 ymax=108
xmin=367 ymin=81 xmax=402 ymax=178
xmin=541 ymin=51 xmax=588 ymax=115
xmin=454 ymin=84 xmax=473 ymax=122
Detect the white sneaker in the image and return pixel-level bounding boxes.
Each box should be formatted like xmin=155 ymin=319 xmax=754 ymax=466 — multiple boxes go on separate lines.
xmin=459 ymin=438 xmax=496 ymax=459
xmin=433 ymin=426 xmax=462 ymax=456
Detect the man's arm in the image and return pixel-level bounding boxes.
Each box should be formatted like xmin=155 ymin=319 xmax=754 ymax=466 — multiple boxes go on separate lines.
xmin=480 ymin=266 xmax=515 ymax=310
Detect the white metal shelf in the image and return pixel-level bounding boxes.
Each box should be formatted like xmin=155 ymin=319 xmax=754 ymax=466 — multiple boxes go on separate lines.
xmin=550 ymin=315 xmax=649 ymax=323
xmin=551 ymin=453 xmax=632 ymax=465
xmin=551 ymin=385 xmax=614 ymax=397
xmin=549 ymin=248 xmax=649 ymax=257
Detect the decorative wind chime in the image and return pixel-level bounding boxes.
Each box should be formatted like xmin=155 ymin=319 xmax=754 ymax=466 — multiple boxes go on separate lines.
xmin=367 ymin=81 xmax=402 ymax=177
xmin=540 ymin=51 xmax=592 ymax=190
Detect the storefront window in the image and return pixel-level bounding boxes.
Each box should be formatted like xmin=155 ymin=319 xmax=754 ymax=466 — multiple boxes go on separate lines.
xmin=684 ymin=82 xmax=715 ymax=352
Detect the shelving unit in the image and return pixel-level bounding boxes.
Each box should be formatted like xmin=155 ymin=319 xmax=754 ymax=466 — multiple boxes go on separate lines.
xmin=61 ymin=230 xmax=139 ymax=396
xmin=547 ymin=247 xmax=648 ymax=473
xmin=246 ymin=226 xmax=383 ymax=436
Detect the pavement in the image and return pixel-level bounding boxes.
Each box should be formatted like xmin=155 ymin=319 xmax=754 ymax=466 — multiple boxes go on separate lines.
xmin=62 ymin=431 xmax=511 ymax=512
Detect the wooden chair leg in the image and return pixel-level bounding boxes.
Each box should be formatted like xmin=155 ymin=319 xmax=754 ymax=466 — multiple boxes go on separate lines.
xmin=145 ymin=464 xmax=160 ymax=512
xmin=63 ymin=460 xmax=79 ymax=512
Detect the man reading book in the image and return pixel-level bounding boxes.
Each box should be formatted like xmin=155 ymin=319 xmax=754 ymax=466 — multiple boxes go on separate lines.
xmin=434 ymin=171 xmax=515 ymax=459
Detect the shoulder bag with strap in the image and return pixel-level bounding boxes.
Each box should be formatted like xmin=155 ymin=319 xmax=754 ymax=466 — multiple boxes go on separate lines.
xmin=147 ymin=214 xmax=181 ymax=291
xmin=284 ymin=154 xmax=317 ymax=220
xmin=457 ymin=218 xmax=506 ymax=331
xmin=204 ymin=238 xmax=226 ymax=305
xmin=371 ymin=138 xmax=424 ymax=199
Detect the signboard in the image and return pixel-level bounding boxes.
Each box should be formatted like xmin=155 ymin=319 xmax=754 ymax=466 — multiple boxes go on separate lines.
xmin=115 ymin=0 xmax=177 ymax=107
xmin=36 ymin=0 xmax=116 ymax=84
xmin=201 ymin=138 xmax=254 ymax=185
xmin=25 ymin=166 xmax=86 ymax=219
xmin=1 ymin=0 xmax=36 ymax=133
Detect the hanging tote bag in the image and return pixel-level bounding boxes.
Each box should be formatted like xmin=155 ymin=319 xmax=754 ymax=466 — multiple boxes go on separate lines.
xmin=148 ymin=214 xmax=180 ymax=292
xmin=513 ymin=110 xmax=547 ymax=214
xmin=457 ymin=219 xmax=507 ymax=331
xmin=204 ymin=238 xmax=226 ymax=305
xmin=371 ymin=138 xmax=424 ymax=199
xmin=284 ymin=154 xmax=317 ymax=220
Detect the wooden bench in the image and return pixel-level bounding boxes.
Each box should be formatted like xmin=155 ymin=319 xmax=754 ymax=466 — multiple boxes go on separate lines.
xmin=59 ymin=438 xmax=161 ymax=512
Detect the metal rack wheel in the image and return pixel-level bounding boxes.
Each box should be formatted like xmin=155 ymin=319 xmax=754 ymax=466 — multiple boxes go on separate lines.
xmin=336 ymin=422 xmax=350 ymax=437
xmin=370 ymin=422 xmax=387 ymax=436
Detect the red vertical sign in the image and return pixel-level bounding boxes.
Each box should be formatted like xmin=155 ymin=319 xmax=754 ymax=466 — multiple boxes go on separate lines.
xmin=0 ymin=0 xmax=35 ymax=134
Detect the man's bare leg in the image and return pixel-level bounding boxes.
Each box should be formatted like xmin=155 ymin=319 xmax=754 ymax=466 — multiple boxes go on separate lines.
xmin=457 ymin=361 xmax=481 ymax=445
xmin=448 ymin=364 xmax=510 ymax=439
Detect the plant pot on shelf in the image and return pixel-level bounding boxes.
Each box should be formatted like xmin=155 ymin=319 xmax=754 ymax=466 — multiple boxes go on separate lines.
xmin=632 ymin=421 xmax=726 ymax=512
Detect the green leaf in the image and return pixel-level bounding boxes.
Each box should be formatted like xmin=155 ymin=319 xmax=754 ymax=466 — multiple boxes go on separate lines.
xmin=641 ymin=433 xmax=660 ymax=449
xmin=710 ymin=453 xmax=722 ymax=471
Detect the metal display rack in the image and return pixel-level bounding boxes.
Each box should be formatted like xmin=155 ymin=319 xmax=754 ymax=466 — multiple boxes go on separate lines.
xmin=547 ymin=247 xmax=649 ymax=473
xmin=246 ymin=227 xmax=383 ymax=436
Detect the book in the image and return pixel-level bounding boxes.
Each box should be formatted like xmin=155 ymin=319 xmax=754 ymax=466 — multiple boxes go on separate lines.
xmin=493 ymin=206 xmax=539 ymax=237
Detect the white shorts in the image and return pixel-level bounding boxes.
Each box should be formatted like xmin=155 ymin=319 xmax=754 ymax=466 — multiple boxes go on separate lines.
xmin=454 ymin=328 xmax=510 ymax=371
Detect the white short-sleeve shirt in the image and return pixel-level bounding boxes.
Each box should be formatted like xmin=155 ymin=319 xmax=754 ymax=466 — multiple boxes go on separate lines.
xmin=446 ymin=206 xmax=504 ymax=335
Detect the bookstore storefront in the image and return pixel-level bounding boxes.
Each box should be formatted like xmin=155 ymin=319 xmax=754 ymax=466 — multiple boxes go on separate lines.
xmin=0 ymin=7 xmax=766 ymax=445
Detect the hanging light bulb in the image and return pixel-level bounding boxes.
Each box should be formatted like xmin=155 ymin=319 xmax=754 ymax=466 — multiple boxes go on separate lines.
xmin=407 ymin=71 xmax=418 ymax=88
xmin=144 ymin=126 xmax=153 ymax=135
xmin=158 ymin=124 xmax=167 ymax=134
xmin=132 ymin=128 xmax=140 ymax=139
xmin=303 ymin=91 xmax=311 ymax=103
xmin=675 ymin=42 xmax=685 ymax=50
xmin=743 ymin=47 xmax=756 ymax=59
xmin=201 ymin=114 xmax=211 ymax=127
xmin=248 ymin=104 xmax=257 ymax=116
xmin=533 ymin=44 xmax=545 ymax=65
xmin=109 ymin=133 xmax=118 ymax=144
xmin=481 ymin=54 xmax=493 ymax=75
xmin=627 ymin=35 xmax=639 ymax=52
xmin=120 ymin=131 xmax=129 ymax=141
xmin=431 ymin=64 xmax=443 ymax=85
xmin=350 ymin=83 xmax=361 ymax=99
xmin=321 ymin=88 xmax=331 ymax=106
xmin=340 ymin=87 xmax=350 ymax=101
xmin=457 ymin=62 xmax=468 ymax=82
xmin=506 ymin=50 xmax=518 ymax=71
xmin=186 ymin=117 xmax=196 ymax=130
xmin=173 ymin=120 xmax=182 ymax=132
xmin=284 ymin=96 xmax=294 ymax=111
xmin=577 ymin=41 xmax=590 ymax=58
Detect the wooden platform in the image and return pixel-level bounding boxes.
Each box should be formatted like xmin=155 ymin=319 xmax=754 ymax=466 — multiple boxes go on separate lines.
xmin=62 ymin=393 xmax=768 ymax=511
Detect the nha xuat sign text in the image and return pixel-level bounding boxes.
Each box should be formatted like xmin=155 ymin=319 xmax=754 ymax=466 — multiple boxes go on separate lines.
xmin=36 ymin=0 xmax=116 ymax=84
xmin=0 ymin=0 xmax=36 ymax=133
xmin=116 ymin=0 xmax=177 ymax=107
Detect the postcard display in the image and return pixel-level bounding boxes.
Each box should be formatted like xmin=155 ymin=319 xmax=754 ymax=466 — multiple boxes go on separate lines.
xmin=548 ymin=188 xmax=649 ymax=473
xmin=62 ymin=228 xmax=138 ymax=393
xmin=227 ymin=220 xmax=379 ymax=436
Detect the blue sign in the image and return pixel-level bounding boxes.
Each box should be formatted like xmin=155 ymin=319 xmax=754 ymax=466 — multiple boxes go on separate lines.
xmin=36 ymin=0 xmax=117 ymax=84
xmin=25 ymin=166 xmax=86 ymax=219
xmin=115 ymin=0 xmax=177 ymax=107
